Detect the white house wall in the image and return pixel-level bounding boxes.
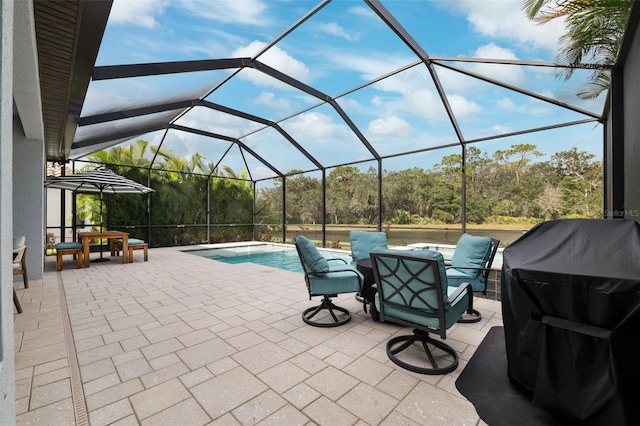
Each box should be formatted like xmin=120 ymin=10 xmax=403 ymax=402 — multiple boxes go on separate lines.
xmin=2 ymin=0 xmax=45 ymax=422
xmin=13 ymin=121 xmax=44 ymax=282
xmin=1 ymin=1 xmax=15 ymax=423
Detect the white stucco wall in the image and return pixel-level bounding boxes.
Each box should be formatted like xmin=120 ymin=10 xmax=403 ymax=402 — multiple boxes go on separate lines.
xmin=13 ymin=123 xmax=45 ymax=281
xmin=12 ymin=0 xmax=44 ymax=283
xmin=2 ymin=0 xmax=43 ymax=422
xmin=0 ymin=1 xmax=15 ymax=423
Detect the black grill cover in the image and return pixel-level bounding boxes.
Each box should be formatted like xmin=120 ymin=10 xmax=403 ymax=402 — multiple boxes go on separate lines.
xmin=501 ymin=219 xmax=640 ymax=425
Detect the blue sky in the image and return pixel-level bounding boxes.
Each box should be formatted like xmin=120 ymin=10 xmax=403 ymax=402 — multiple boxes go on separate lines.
xmin=78 ymin=0 xmax=606 ymax=181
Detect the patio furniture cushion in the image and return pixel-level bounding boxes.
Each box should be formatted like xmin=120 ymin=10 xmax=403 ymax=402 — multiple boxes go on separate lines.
xmin=306 ymin=263 xmax=363 ymax=295
xmin=349 ymin=231 xmax=388 ymax=263
xmin=56 ymin=242 xmax=82 ymax=250
xmin=450 ymin=233 xmax=492 ymax=277
xmin=295 ymin=236 xmax=329 ymax=273
xmin=13 ymin=235 xmax=25 ymax=249
xmin=115 ymin=238 xmax=145 ymax=245
xmin=446 ymin=268 xmax=486 ymax=292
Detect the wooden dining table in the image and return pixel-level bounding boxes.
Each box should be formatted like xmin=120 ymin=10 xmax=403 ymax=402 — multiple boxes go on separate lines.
xmin=77 ymin=230 xmax=129 ymax=267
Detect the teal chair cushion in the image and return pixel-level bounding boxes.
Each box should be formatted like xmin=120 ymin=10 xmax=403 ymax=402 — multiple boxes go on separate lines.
xmin=446 ymin=268 xmax=486 ymax=292
xmin=56 ymin=242 xmax=82 ymax=250
xmin=116 ymin=238 xmax=145 ymax=245
xmin=450 ymin=233 xmax=492 ymax=277
xmin=373 ymin=249 xmax=468 ymax=329
xmin=375 ymin=285 xmax=469 ymax=329
xmin=295 ymin=236 xmax=329 ymax=273
xmin=307 ymin=263 xmax=362 ymax=295
xmin=349 ymin=231 xmax=388 ymax=263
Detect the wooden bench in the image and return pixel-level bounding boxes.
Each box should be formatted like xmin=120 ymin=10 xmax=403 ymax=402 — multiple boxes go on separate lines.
xmin=56 ymin=242 xmax=83 ymax=271
xmin=127 ymin=242 xmax=148 ymax=263
xmin=112 ymin=238 xmax=148 ymax=263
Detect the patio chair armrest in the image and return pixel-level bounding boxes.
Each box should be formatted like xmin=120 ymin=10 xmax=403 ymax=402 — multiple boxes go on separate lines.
xmin=446 ymin=265 xmax=493 ymax=275
xmin=446 ymin=265 xmax=485 ymax=271
xmin=445 ymin=282 xmax=474 ymax=314
xmin=327 ymin=257 xmax=348 ymax=264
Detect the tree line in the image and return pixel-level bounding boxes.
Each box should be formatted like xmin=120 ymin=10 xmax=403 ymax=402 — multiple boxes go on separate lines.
xmin=258 ymin=144 xmax=602 ymax=226
xmin=72 ymin=141 xmax=602 ymax=246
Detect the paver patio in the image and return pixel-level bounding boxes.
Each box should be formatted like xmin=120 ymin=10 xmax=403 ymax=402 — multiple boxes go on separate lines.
xmin=13 ymin=246 xmax=500 ymax=425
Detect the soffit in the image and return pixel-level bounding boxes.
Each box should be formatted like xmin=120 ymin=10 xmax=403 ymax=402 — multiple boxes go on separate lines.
xmin=33 ymin=0 xmax=111 ymax=162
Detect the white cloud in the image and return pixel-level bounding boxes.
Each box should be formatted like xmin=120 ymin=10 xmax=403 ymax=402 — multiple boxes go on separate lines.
xmin=328 ymin=52 xmax=417 ymax=84
xmin=252 ymin=166 xmax=275 ymax=180
xmin=82 ymin=88 xmax=130 ymax=116
xmin=470 ymin=43 xmax=525 ymax=85
xmin=338 ymin=97 xmax=368 ymax=115
xmin=348 ymin=6 xmax=378 ymax=19
xmin=285 ymin=112 xmax=349 ymax=141
xmin=368 ymin=116 xmax=413 ymax=137
xmin=109 ymin=0 xmax=169 ymax=28
xmin=403 ymin=89 xmax=448 ymax=120
xmin=447 ymin=94 xmax=483 ymax=118
xmin=176 ymin=107 xmax=258 ymax=138
xmin=253 ymin=92 xmax=293 ymax=112
xmin=445 ymin=0 xmax=566 ymax=55
xmin=497 ymin=97 xmax=515 ymax=110
xmin=492 ymin=124 xmax=512 ymax=134
xmin=537 ymin=89 xmax=557 ymax=100
xmin=180 ymin=0 xmax=268 ymax=26
xmin=232 ymin=41 xmax=311 ymax=86
xmin=319 ymin=22 xmax=360 ymax=42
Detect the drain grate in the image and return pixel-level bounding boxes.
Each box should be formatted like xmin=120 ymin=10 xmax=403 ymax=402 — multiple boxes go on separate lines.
xmin=57 ymin=273 xmax=89 ymax=426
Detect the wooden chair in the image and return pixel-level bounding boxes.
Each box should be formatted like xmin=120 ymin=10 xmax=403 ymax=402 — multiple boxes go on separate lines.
xmin=13 ymin=246 xmax=28 ymax=288
xmin=12 ymin=246 xmax=28 ymax=313
xmin=56 ymin=242 xmax=84 ymax=271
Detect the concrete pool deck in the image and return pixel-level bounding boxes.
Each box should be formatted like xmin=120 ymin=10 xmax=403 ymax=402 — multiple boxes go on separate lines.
xmin=13 ymin=245 xmax=500 ymax=425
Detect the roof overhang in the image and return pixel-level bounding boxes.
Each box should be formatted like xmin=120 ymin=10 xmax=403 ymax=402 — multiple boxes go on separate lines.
xmin=34 ymin=0 xmax=112 ymax=162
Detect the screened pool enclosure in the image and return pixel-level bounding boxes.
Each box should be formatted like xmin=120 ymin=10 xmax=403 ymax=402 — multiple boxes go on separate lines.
xmin=44 ymin=0 xmax=613 ymax=250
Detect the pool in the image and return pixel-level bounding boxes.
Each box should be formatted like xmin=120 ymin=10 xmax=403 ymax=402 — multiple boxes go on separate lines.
xmin=186 ymin=241 xmax=503 ymax=273
xmin=186 ymin=243 xmax=352 ymax=273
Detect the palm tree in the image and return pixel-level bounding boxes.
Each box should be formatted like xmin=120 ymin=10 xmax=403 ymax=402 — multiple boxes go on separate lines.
xmin=523 ymin=0 xmax=632 ymax=98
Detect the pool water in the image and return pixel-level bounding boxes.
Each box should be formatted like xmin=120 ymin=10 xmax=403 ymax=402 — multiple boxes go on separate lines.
xmin=186 ymin=244 xmax=352 ymax=273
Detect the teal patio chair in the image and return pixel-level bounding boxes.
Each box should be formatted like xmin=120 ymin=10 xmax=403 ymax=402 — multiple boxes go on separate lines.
xmin=295 ymin=236 xmax=363 ymax=327
xmin=349 ymin=230 xmax=388 ymax=264
xmin=371 ymin=249 xmax=474 ymax=375
xmin=349 ymin=230 xmax=388 ymax=314
xmin=446 ymin=234 xmax=500 ymax=323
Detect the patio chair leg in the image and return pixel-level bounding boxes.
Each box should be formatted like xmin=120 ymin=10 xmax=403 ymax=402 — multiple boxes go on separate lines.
xmin=302 ymin=295 xmax=351 ymax=327
xmin=456 ymin=308 xmax=482 ymax=323
xmin=13 ymin=289 xmax=22 ymax=313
